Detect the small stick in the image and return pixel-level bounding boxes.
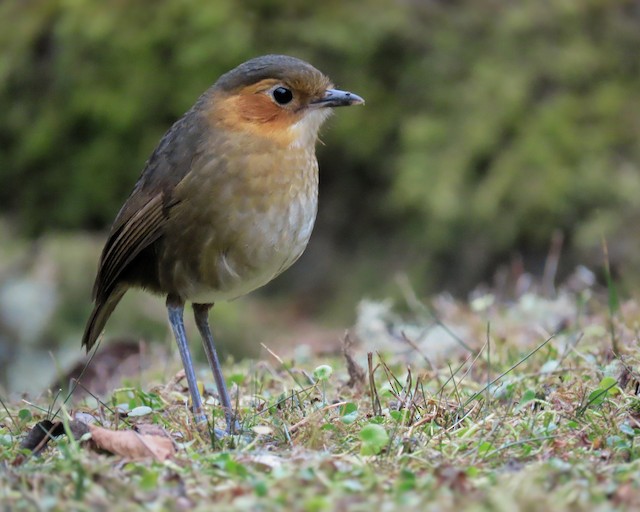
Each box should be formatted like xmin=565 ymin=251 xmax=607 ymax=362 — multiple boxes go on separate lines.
xmin=368 ymin=353 xmax=382 ymax=416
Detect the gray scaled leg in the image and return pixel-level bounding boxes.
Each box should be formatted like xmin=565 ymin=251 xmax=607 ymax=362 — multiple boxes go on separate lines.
xmin=193 ymin=303 xmax=238 ymax=433
xmin=166 ymin=295 xmax=206 ymax=423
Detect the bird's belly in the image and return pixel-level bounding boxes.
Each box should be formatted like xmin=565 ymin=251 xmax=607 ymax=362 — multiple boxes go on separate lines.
xmin=176 ymin=194 xmax=317 ymax=303
xmin=160 ymin=143 xmax=319 ymax=303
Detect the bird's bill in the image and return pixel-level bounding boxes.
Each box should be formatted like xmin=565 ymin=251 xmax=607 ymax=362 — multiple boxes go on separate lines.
xmin=310 ymin=89 xmax=365 ymax=108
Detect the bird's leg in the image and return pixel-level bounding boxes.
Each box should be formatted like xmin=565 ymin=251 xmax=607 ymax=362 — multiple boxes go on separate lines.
xmin=166 ymin=295 xmax=206 ymax=423
xmin=193 ymin=303 xmax=238 ymax=433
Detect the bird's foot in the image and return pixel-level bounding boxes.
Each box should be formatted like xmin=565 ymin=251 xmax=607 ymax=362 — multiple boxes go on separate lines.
xmin=193 ymin=408 xmax=208 ymax=425
xmin=193 ymin=408 xmax=246 ymax=439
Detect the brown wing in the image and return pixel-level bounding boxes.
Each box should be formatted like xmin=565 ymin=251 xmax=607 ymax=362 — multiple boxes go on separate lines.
xmin=92 ymin=193 xmax=165 ymax=300
xmin=83 ymin=89 xmax=218 ymax=351
xmin=91 ymin=97 xmax=213 ymax=300
xmin=84 ymin=187 xmax=171 ymax=350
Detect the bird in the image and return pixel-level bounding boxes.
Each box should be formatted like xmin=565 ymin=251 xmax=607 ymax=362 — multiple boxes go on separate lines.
xmin=81 ymin=54 xmax=364 ymax=433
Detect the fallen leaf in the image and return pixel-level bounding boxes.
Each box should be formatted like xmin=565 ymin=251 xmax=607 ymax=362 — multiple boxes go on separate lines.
xmin=19 ymin=420 xmax=63 ymax=453
xmin=88 ymin=424 xmax=175 ymax=461
xmin=128 ymin=406 xmax=153 ymax=417
xmin=14 ymin=418 xmax=90 ymax=465
xmin=135 ymin=423 xmax=170 ymax=437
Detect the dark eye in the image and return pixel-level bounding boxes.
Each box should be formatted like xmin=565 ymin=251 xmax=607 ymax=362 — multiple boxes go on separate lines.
xmin=272 ymin=87 xmax=293 ymax=105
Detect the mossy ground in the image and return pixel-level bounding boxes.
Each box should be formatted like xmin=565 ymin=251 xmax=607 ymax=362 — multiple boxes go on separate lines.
xmin=3 ymin=287 xmax=640 ymax=511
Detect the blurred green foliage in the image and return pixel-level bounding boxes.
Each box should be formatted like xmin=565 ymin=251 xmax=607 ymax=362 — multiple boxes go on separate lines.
xmin=1 ymin=0 xmax=640 ymax=293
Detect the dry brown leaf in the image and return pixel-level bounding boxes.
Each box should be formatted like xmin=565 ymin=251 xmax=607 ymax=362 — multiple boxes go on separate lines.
xmin=88 ymin=424 xmax=175 ymax=461
xmin=134 ymin=423 xmax=171 ymax=438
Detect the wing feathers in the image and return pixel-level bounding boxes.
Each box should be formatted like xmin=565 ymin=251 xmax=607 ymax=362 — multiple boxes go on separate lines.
xmin=93 ymin=194 xmax=166 ymax=300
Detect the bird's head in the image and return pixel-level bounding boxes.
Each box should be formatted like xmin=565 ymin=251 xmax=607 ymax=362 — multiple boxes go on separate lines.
xmin=209 ymin=55 xmax=364 ymax=148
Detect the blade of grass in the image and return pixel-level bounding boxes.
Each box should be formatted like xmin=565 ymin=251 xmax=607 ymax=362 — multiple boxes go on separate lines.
xmin=601 ymin=237 xmax=619 ymax=353
xmin=463 ymin=334 xmax=555 ymax=409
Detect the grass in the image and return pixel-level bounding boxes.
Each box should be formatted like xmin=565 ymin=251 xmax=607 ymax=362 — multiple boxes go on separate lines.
xmin=3 ymin=287 xmax=640 ymax=511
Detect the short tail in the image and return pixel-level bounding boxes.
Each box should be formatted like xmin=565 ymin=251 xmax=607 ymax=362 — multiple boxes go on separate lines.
xmin=82 ymin=287 xmax=126 ymax=352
